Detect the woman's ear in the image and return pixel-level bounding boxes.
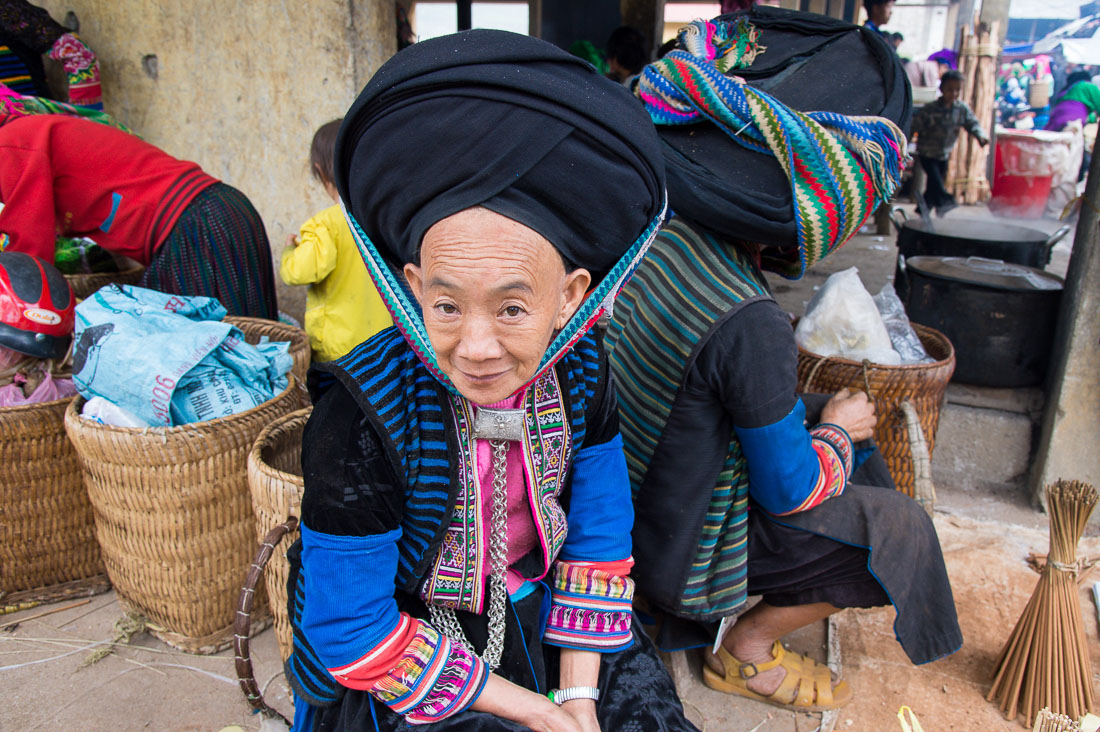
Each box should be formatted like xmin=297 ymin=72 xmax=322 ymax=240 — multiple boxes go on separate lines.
xmin=556 ymin=268 xmax=592 ymax=329
xmin=404 ymin=262 xmax=424 ymax=304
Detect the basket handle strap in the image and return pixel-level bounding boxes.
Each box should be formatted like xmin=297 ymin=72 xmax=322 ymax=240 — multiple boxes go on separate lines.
xmin=803 ymin=354 xmax=831 ymax=394
xmin=234 ymin=516 xmax=299 ymax=724
xmin=899 ymin=400 xmax=936 ymax=516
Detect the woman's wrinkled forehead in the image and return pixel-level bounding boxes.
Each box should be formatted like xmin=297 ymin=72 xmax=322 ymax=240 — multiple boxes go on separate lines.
xmin=417 ymin=208 xmax=567 ymax=288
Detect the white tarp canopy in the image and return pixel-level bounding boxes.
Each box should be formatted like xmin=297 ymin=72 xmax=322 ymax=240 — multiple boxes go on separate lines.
xmin=1033 ymin=14 xmax=1100 ymax=64
xmin=1011 ymin=0 xmax=1091 ymax=20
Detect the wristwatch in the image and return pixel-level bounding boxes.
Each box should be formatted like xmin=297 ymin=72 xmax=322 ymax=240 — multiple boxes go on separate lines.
xmin=547 ymin=686 xmax=600 ymax=705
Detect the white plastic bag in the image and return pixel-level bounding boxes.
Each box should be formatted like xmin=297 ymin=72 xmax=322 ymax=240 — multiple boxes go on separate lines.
xmin=794 ymin=267 xmax=901 ymax=365
xmin=81 ymin=396 xmax=152 ymax=428
xmin=872 ymin=284 xmax=933 ymax=364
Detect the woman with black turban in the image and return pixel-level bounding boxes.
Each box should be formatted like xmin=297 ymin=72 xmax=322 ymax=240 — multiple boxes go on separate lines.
xmin=284 ymin=30 xmax=698 ymax=732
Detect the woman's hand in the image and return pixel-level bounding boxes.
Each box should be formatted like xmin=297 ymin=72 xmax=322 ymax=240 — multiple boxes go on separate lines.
xmin=471 ymin=674 xmax=585 ymax=731
xmin=284 ymin=233 xmax=299 ymax=249
xmin=819 ymin=387 xmax=876 ymax=441
xmin=561 ymin=699 xmax=601 ymax=732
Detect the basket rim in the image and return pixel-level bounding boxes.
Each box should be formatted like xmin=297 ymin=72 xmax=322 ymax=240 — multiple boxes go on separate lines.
xmin=65 ymin=375 xmax=297 ymax=436
xmin=797 ymin=322 xmax=955 ymax=371
xmin=0 ymin=394 xmax=77 ymax=415
xmin=249 ymin=406 xmax=311 ymax=485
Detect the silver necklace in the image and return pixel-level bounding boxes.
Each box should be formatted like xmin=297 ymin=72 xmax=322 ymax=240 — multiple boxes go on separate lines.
xmin=428 ymin=408 xmax=524 ymax=670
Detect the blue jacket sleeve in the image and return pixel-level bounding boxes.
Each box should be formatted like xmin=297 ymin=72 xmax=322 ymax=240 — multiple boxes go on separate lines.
xmin=559 ymin=433 xmax=633 ymax=562
xmin=299 ymin=523 xmax=404 ymax=670
xmin=735 ymin=399 xmax=824 ymax=515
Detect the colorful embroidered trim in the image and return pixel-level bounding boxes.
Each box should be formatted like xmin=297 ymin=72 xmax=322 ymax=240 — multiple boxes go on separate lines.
xmin=544 ymin=562 xmax=634 ymax=650
xmin=48 ymin=33 xmax=101 ymax=109
xmin=777 ymin=423 xmax=854 ymax=515
xmin=636 ymin=19 xmax=906 ymax=279
xmin=367 ymin=621 xmax=487 ymax=723
xmin=421 ymin=368 xmax=572 ymax=613
xmin=0 ymin=81 xmax=134 ymax=134
xmin=342 ymin=196 xmax=666 ymax=398
xmin=811 ymin=422 xmax=855 ymax=477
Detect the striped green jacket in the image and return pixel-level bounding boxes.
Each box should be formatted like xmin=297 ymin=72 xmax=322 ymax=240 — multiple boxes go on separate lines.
xmin=606 ymin=216 xmax=771 ymax=620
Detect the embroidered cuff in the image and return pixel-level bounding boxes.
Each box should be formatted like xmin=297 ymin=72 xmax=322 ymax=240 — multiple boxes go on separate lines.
xmin=544 ymin=562 xmax=634 ymax=651
xmin=366 ymin=621 xmax=487 ymax=724
xmin=810 ymin=423 xmax=854 ymax=478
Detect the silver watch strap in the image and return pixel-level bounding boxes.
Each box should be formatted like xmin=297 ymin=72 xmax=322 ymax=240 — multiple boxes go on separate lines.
xmin=549 ymin=686 xmax=600 ymax=705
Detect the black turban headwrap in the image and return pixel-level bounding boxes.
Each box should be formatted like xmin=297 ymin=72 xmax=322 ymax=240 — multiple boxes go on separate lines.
xmin=334 ymin=29 xmax=666 ymax=287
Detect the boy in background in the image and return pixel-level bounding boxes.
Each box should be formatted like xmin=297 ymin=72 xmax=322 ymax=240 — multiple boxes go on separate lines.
xmin=280 ymin=120 xmax=392 ymax=362
xmin=911 ymin=69 xmax=989 ymax=216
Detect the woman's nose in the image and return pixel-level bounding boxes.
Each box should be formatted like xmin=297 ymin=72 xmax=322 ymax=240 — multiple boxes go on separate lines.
xmin=454 ymin=317 xmax=504 ymax=362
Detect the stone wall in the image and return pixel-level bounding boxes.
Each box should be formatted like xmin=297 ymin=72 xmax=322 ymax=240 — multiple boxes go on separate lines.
xmin=35 ymin=0 xmax=396 ymax=321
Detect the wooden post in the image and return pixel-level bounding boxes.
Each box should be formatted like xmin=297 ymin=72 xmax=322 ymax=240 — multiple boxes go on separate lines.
xmin=621 ymin=0 xmax=666 ymax=61
xmin=1030 ymin=150 xmax=1100 ymax=509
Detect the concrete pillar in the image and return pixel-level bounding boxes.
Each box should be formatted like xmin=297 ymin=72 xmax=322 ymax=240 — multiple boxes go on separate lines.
xmin=1030 ymin=151 xmax=1100 ymax=508
xmin=33 ymin=0 xmax=396 ymax=322
xmin=621 ymin=0 xmax=665 ymax=61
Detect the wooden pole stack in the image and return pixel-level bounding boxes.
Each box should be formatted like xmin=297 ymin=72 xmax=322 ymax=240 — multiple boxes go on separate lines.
xmin=987 ymin=480 xmax=1098 ymax=726
xmin=947 ymin=19 xmax=999 ymax=203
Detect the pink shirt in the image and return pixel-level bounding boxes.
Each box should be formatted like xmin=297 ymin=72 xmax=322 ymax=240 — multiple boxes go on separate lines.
xmin=473 ymin=394 xmax=540 ymax=594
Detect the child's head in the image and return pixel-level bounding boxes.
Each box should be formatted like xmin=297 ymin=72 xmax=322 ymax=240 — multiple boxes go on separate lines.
xmin=310 ymin=119 xmax=343 ymax=201
xmin=940 ymin=70 xmax=964 ymax=103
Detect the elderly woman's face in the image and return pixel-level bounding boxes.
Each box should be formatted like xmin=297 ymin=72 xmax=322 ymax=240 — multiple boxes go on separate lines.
xmin=404 ymin=208 xmax=591 ymax=405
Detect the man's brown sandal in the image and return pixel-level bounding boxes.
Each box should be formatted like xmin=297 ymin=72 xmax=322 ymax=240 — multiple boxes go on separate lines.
xmin=702 ymin=640 xmax=853 ymax=712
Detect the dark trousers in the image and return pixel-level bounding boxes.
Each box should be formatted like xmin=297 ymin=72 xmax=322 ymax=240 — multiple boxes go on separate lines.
xmin=918 ymin=156 xmax=955 ymax=211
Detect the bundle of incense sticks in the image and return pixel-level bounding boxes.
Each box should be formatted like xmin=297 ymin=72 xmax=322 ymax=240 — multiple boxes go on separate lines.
xmin=1031 ymin=708 xmax=1080 ymax=732
xmin=988 ymin=480 xmax=1099 ymax=725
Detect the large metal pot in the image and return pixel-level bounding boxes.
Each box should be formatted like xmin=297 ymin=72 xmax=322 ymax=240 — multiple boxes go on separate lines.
xmin=891 ymin=208 xmax=1070 ymax=268
xmin=898 ymin=255 xmax=1064 ymax=388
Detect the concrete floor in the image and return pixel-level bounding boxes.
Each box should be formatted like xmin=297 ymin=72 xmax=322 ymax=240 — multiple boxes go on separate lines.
xmin=4 ymin=204 xmax=1094 ymax=731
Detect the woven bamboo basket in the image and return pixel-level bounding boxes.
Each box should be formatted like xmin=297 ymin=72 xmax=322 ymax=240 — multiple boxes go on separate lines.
xmin=796 ymin=323 xmax=955 ymax=499
xmin=65 ymin=263 xmax=145 ymax=300
xmin=63 ymin=379 xmax=301 ymax=653
xmin=1 ymin=396 xmax=109 ymax=604
xmin=225 ymin=316 xmax=310 ymax=387
xmin=246 ymin=407 xmax=310 ymax=662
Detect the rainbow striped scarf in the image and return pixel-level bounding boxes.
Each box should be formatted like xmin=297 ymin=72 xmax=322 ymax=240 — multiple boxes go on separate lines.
xmin=637 ymin=19 xmax=906 ymax=278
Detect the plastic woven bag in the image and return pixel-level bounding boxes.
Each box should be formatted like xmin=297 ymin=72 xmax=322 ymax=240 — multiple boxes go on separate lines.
xmin=73 ymin=285 xmax=290 ymax=426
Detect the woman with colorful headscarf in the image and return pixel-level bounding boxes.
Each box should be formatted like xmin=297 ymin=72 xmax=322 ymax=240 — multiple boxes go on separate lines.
xmin=284 ymin=30 xmax=697 ymax=732
xmin=0 ymin=0 xmax=101 ymax=109
xmin=607 ymin=11 xmax=961 ymax=713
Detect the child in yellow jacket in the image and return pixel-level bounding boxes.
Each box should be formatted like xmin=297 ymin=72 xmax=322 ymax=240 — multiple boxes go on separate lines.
xmin=280 ymin=120 xmax=392 ymax=362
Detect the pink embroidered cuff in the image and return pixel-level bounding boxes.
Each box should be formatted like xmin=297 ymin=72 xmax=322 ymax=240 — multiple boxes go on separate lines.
xmin=811 ymin=423 xmax=854 ymax=478
xmin=777 ymin=424 xmax=853 ymax=516
xmin=367 ymin=622 xmax=487 ymax=724
xmin=543 ymin=561 xmax=634 ymax=651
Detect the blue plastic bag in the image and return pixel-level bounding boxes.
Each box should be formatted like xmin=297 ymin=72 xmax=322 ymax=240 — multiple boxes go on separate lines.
xmin=73 ymin=286 xmax=291 ymax=427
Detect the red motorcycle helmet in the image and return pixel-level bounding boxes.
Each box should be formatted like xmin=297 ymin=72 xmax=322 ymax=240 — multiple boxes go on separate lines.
xmin=0 ymin=251 xmax=75 ymax=359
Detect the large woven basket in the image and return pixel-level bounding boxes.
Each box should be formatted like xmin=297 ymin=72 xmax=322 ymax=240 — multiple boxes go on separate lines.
xmin=246 ymin=407 xmax=309 ymax=662
xmin=63 ymin=379 xmax=301 ymax=653
xmin=225 ymin=316 xmax=310 ymax=387
xmin=65 ymin=263 xmax=145 ymax=300
xmin=1 ymin=397 xmax=109 ymax=604
xmin=796 ymin=323 xmax=955 ymax=498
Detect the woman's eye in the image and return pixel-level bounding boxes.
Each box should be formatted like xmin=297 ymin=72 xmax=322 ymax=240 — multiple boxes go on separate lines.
xmin=503 ymin=305 xmax=525 ymax=317
xmin=437 ymin=303 xmax=458 ymax=315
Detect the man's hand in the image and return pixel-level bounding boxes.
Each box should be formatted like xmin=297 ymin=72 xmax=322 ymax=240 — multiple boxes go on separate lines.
xmin=819 ymin=387 xmax=876 ymax=441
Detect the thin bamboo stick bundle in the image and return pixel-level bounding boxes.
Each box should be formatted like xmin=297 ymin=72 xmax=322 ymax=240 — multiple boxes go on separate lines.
xmin=1031 ymin=707 xmax=1081 ymax=731
xmin=988 ymin=480 xmax=1098 ymax=726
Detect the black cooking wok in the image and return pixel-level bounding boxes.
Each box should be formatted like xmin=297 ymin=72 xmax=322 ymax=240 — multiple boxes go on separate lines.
xmin=890 ymin=208 xmax=1070 ymax=269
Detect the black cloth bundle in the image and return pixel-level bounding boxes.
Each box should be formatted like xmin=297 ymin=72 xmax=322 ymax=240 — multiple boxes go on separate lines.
xmin=334 ymin=29 xmax=665 ymax=286
xmin=659 ymin=6 xmax=911 ymax=246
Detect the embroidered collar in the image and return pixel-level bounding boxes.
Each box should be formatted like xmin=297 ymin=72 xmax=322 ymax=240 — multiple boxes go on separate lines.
xmin=342 ymin=198 xmax=666 ymax=398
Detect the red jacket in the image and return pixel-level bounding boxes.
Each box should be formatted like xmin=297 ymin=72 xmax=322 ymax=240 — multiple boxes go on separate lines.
xmin=0 ymin=114 xmax=217 ymax=264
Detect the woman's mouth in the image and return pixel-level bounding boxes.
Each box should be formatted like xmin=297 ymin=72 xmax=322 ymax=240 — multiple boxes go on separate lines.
xmin=460 ymin=370 xmax=507 ymax=384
